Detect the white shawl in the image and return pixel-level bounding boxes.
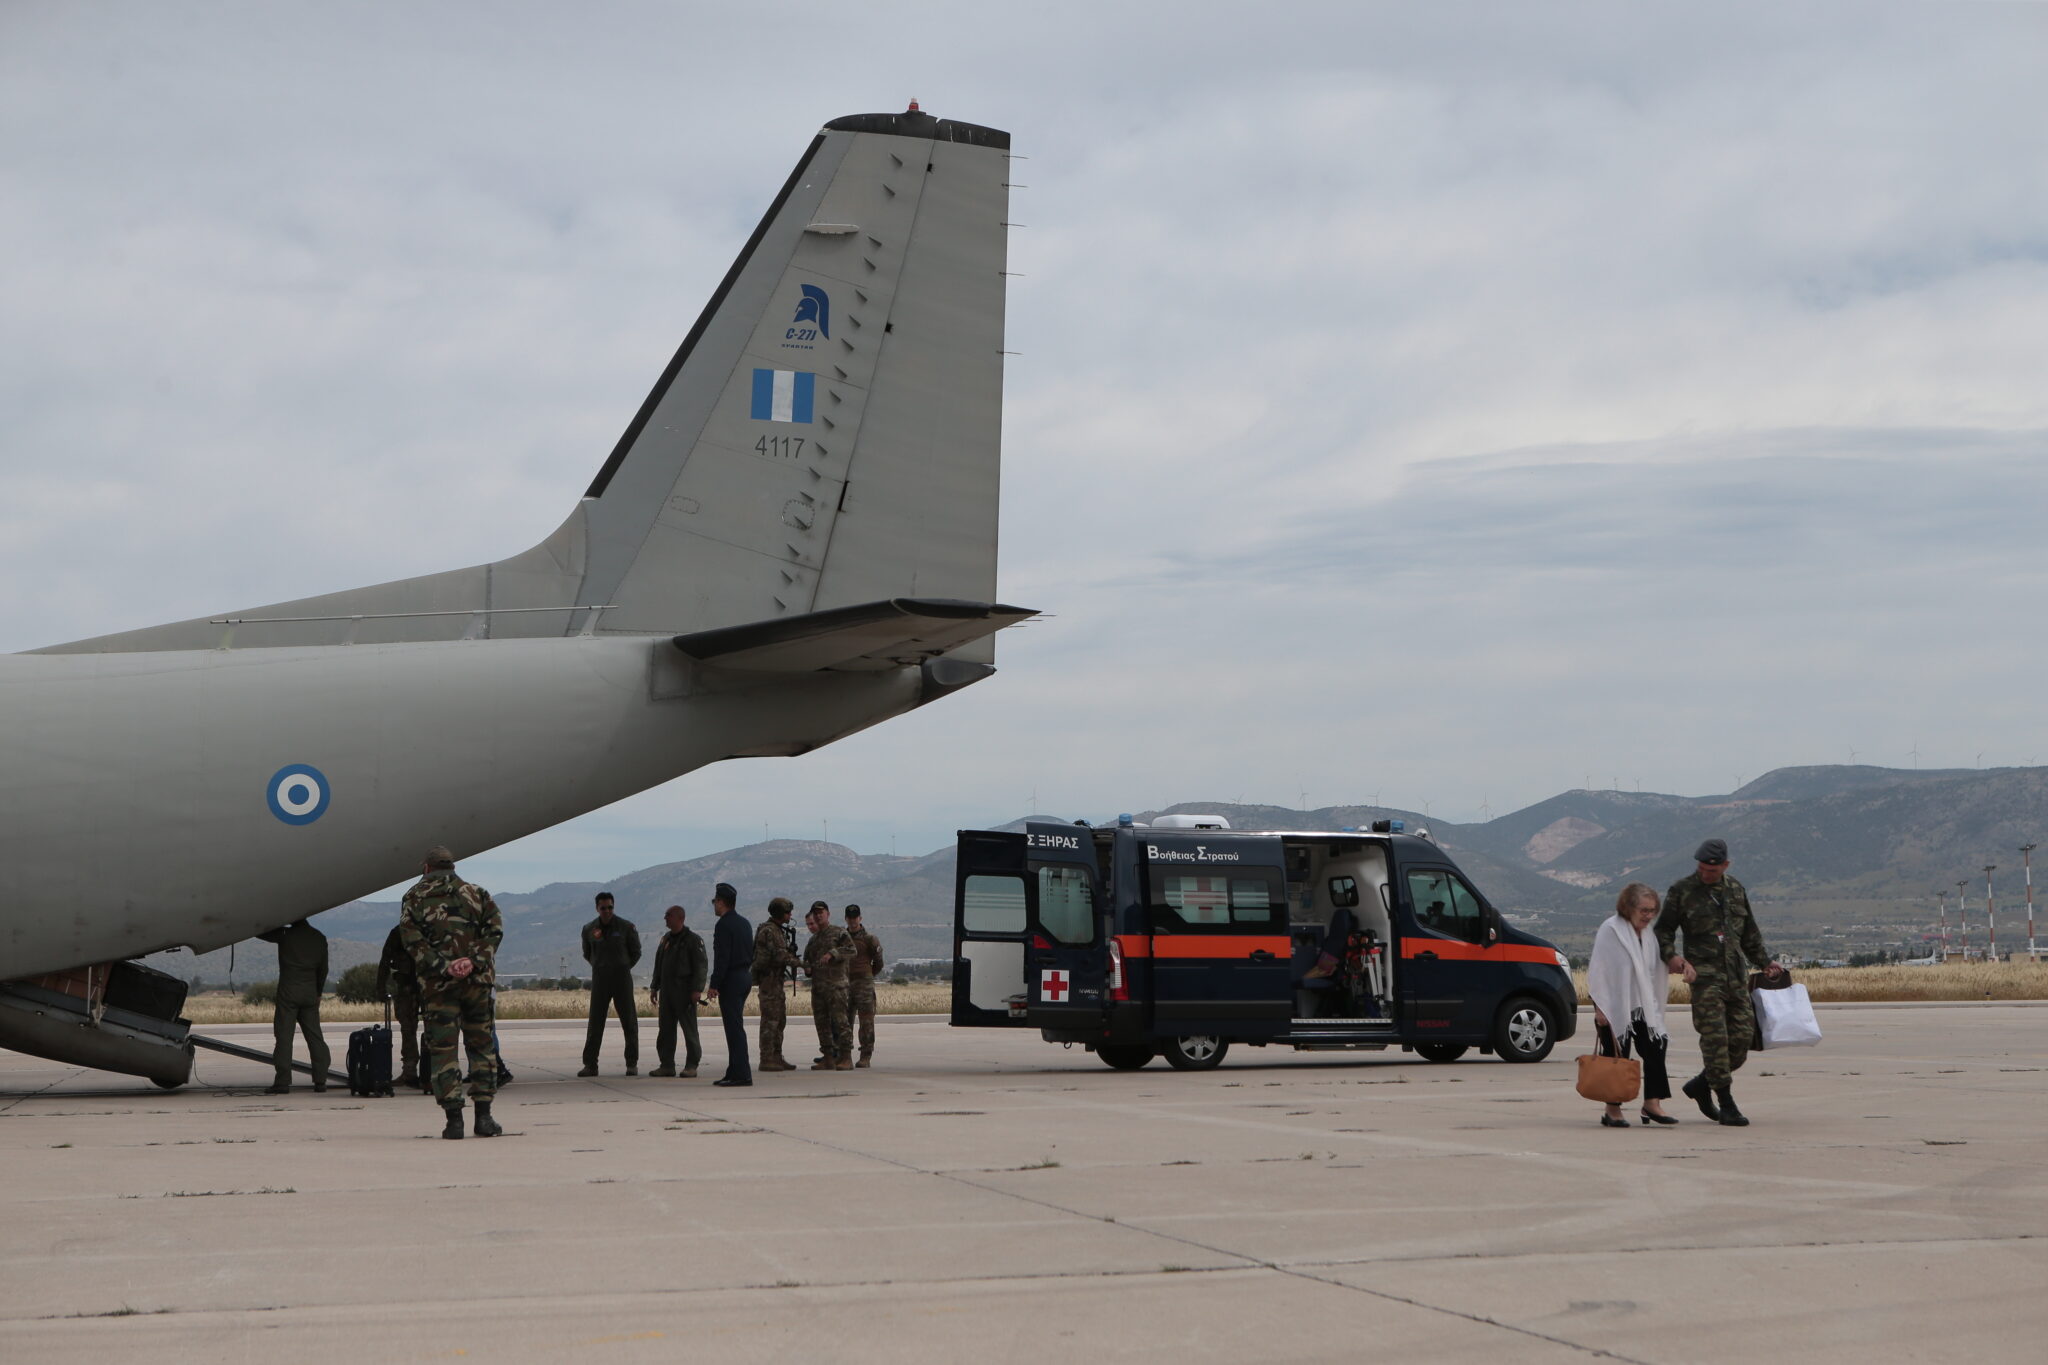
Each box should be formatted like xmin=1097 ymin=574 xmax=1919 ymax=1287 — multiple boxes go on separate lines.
xmin=1587 ymin=915 xmax=1668 ymax=1041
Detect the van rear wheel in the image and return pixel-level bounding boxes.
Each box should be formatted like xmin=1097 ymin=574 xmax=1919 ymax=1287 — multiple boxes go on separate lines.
xmin=1493 ymin=998 xmax=1556 ymax=1063
xmin=1162 ymin=1035 xmax=1229 ymax=1070
xmin=1096 ymin=1044 xmax=1155 ymax=1070
xmin=1415 ymin=1043 xmax=1468 ymax=1063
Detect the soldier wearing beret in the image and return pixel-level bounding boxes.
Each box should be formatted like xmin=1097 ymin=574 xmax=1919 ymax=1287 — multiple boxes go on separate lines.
xmin=844 ymin=905 xmax=884 ymax=1068
xmin=1657 ymin=838 xmax=1785 ymax=1126
xmin=802 ymin=901 xmax=856 ymax=1071
xmin=399 ymin=845 xmax=505 ymax=1139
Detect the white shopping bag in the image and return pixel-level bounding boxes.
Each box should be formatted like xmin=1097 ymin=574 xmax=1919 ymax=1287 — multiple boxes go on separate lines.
xmin=1754 ymin=982 xmax=1822 ymax=1049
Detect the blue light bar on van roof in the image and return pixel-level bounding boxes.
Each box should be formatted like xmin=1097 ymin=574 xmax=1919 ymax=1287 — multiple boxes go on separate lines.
xmin=1117 ymin=813 xmax=1134 ymax=827
xmin=1369 ymin=818 xmax=1406 ymax=834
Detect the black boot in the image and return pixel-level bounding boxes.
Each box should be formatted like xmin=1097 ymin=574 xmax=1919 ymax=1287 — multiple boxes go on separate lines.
xmin=1715 ymin=1087 xmax=1748 ymax=1126
xmin=1682 ymin=1072 xmax=1721 ymax=1122
xmin=441 ymin=1103 xmax=465 ymax=1140
xmin=473 ymin=1101 xmax=502 ymax=1138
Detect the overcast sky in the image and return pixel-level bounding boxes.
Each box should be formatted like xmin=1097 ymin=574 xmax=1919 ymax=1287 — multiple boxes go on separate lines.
xmin=6 ymin=2 xmax=2047 ymax=893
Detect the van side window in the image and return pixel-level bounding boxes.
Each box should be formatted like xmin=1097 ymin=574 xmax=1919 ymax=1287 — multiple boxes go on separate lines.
xmin=962 ymin=875 xmax=1027 ymax=934
xmin=1036 ymin=865 xmax=1094 ymax=945
xmin=1406 ymin=869 xmax=1488 ymax=945
xmin=1154 ymin=874 xmax=1279 ymax=932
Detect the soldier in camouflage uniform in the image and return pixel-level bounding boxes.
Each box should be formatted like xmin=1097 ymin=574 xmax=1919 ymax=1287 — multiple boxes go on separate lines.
xmin=802 ymin=901 xmax=856 ymax=1071
xmin=844 ymin=905 xmax=883 ymax=1068
xmin=399 ymin=845 xmax=506 ymax=1139
xmin=750 ymin=899 xmax=799 ymax=1072
xmin=1656 ymin=838 xmax=1784 ymax=1127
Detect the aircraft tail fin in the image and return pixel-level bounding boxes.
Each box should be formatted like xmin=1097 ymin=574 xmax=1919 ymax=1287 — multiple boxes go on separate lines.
xmin=39 ymin=109 xmax=1013 ymax=658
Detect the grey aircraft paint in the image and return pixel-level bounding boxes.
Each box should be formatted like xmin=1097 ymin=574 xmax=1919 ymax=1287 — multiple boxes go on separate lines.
xmin=0 ymin=109 xmax=1025 ymax=1079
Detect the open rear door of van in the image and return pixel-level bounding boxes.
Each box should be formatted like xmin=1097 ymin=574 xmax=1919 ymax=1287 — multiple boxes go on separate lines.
xmin=1019 ymin=822 xmax=1109 ymax=1035
xmin=951 ymin=831 xmax=1034 ymax=1027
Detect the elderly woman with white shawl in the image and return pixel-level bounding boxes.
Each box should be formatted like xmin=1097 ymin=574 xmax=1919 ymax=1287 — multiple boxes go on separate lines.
xmin=1587 ymin=882 xmax=1679 ymax=1127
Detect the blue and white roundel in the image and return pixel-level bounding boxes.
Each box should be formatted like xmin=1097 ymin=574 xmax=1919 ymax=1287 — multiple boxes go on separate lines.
xmin=266 ymin=764 xmax=331 ymax=826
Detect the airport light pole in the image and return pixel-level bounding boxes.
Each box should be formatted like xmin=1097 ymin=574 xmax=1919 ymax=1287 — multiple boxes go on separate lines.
xmin=2022 ymin=844 xmax=2038 ymax=958
xmin=1957 ymin=879 xmax=1971 ymax=960
xmin=1984 ymin=864 xmax=1999 ymax=962
xmin=1934 ymin=889 xmax=1948 ymax=960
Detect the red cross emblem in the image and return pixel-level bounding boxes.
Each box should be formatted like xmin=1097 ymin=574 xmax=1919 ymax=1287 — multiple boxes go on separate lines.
xmin=1040 ymin=969 xmax=1069 ymax=1002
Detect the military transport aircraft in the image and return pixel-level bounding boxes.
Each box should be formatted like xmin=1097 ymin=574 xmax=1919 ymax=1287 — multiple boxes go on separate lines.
xmin=0 ymin=106 xmax=1026 ymax=1085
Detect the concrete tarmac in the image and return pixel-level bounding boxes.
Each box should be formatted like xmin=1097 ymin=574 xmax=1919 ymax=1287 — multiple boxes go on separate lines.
xmin=1 ymin=1006 xmax=2042 ymax=1363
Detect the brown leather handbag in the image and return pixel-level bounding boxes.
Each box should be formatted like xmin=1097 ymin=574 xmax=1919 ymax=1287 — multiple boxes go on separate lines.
xmin=1575 ymin=1049 xmax=1641 ymax=1104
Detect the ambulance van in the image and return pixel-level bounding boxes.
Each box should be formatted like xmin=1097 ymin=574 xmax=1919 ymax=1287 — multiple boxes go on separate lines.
xmin=949 ymin=816 xmax=1577 ymax=1069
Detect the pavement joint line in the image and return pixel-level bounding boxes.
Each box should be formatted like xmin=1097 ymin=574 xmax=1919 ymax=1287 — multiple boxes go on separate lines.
xmin=1274 ymin=1229 xmax=2046 ymax=1272
xmin=10 ymin=1264 xmax=1301 ymax=1326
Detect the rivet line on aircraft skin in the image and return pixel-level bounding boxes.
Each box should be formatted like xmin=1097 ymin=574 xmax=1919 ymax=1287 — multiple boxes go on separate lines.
xmin=205 ymin=606 xmax=620 ymax=625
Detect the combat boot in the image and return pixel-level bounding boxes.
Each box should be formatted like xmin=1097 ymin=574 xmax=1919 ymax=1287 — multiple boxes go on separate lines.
xmin=1681 ymin=1072 xmax=1721 ymax=1122
xmin=473 ymin=1101 xmax=502 ymax=1137
xmin=1714 ymin=1087 xmax=1749 ymax=1127
xmin=576 ymin=1065 xmax=598 ymax=1077
xmin=833 ymin=1057 xmax=854 ymax=1071
xmin=810 ymin=1058 xmax=834 ymax=1070
xmin=397 ymin=1068 xmax=418 ymax=1089
xmin=440 ymin=1104 xmax=465 ymax=1140
xmin=856 ymin=1055 xmax=872 ymax=1069
xmin=649 ymin=1064 xmax=676 ymax=1077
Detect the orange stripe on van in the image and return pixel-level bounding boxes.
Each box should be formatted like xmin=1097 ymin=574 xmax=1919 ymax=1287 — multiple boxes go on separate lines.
xmin=1400 ymin=938 xmax=1558 ymax=964
xmin=1114 ymin=934 xmax=1152 ymax=959
xmin=1149 ymin=935 xmax=1292 ymax=960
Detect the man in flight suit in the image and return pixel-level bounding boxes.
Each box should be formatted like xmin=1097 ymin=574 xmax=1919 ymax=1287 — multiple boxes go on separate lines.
xmin=802 ymin=902 xmax=856 ymax=1071
xmin=578 ymin=891 xmax=642 ymax=1076
xmin=648 ymin=904 xmax=706 ymax=1078
xmin=399 ymin=845 xmax=505 ymax=1139
xmin=1658 ymin=838 xmax=1784 ymax=1127
xmin=376 ymin=922 xmax=423 ymax=1089
xmin=844 ymin=905 xmax=884 ymax=1068
xmin=258 ymin=919 xmax=330 ymax=1094
xmin=751 ymin=898 xmax=799 ymax=1071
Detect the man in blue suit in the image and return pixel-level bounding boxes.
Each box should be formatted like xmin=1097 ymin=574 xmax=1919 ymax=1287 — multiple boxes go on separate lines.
xmin=706 ymin=882 xmax=754 ymax=1086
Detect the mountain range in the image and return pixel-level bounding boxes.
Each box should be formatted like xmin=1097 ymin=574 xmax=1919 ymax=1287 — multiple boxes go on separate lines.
xmin=154 ymin=764 xmax=2048 ymax=985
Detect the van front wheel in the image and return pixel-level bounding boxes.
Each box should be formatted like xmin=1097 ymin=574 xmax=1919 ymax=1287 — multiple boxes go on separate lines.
xmin=1493 ymin=999 xmax=1556 ymax=1063
xmin=1163 ymin=1035 xmax=1229 ymax=1070
xmin=1096 ymin=1044 xmax=1156 ymax=1070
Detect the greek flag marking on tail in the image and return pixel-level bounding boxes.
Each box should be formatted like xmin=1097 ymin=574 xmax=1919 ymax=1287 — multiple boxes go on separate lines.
xmin=750 ymin=369 xmax=816 ymax=424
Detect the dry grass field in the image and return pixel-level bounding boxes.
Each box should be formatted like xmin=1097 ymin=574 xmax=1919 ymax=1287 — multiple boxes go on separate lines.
xmin=176 ymin=962 xmax=2048 ymax=1025
xmin=1572 ymin=959 xmax=2048 ymax=1005
xmin=179 ymin=981 xmax=953 ymax=1026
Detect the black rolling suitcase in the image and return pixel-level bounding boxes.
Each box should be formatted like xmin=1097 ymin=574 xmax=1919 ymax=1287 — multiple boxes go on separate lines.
xmin=347 ymin=1001 xmax=395 ymax=1097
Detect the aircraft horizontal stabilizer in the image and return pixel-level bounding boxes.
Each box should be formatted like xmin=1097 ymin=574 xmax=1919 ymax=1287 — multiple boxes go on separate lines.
xmin=673 ymin=598 xmax=1034 ymax=673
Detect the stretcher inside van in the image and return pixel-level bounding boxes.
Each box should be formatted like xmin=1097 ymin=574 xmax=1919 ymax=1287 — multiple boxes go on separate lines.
xmin=950 ymin=816 xmax=1576 ymax=1070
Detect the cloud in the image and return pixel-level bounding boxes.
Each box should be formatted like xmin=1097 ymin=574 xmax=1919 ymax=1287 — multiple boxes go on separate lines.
xmin=5 ymin=2 xmax=2048 ymax=891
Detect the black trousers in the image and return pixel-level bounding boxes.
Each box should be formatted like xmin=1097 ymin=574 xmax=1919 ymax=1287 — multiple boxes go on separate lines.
xmin=1596 ymin=1018 xmax=1671 ymax=1102
xmin=584 ymin=974 xmax=638 ymax=1067
xmin=716 ymin=972 xmax=752 ymax=1082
